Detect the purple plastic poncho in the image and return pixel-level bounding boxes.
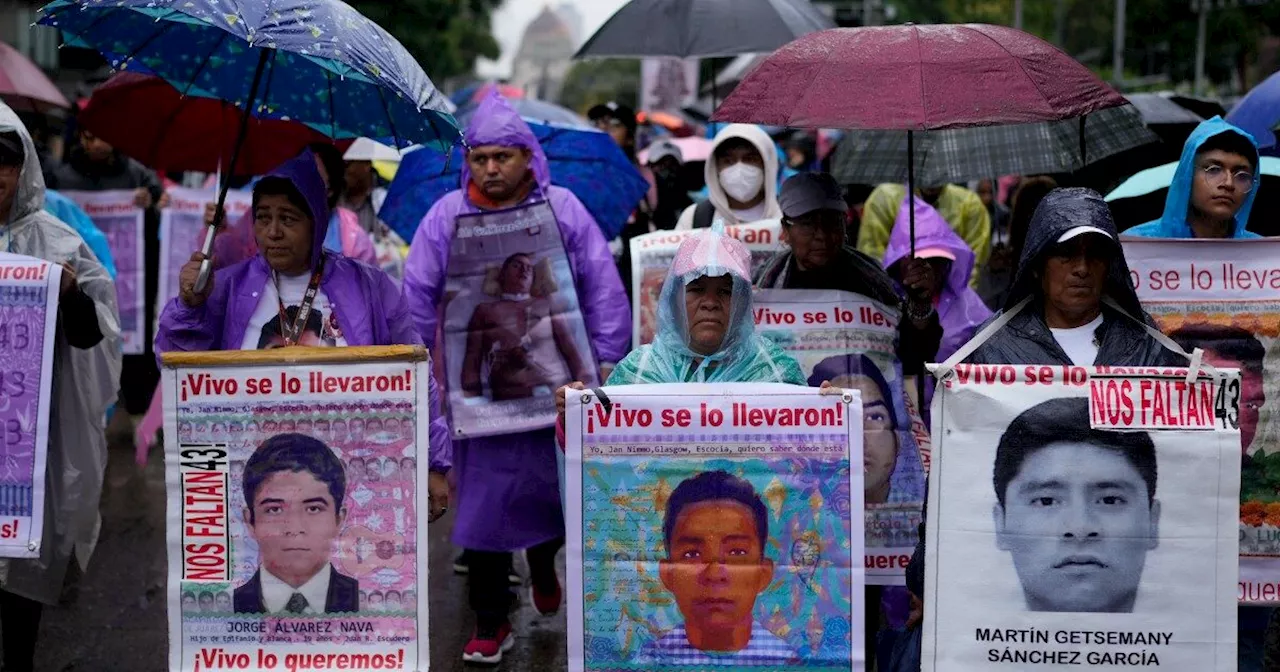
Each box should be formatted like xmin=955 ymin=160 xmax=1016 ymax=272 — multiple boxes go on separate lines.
xmin=884 ymin=196 xmax=992 ymax=365
xmin=155 ymin=151 xmax=451 ymax=472
xmin=402 ymin=91 xmax=630 ymax=551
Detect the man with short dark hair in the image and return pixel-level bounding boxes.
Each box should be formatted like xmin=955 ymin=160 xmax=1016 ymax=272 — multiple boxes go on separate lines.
xmin=993 ymin=398 xmax=1160 ymax=613
xmin=1127 ymin=117 xmax=1261 ymax=239
xmin=234 ymin=433 xmax=358 ymax=614
xmin=636 ymin=470 xmax=798 ymax=666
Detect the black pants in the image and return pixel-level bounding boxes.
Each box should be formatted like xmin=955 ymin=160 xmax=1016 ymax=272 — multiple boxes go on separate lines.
xmin=468 ymin=537 xmax=563 ymax=629
xmin=0 ymin=591 xmax=43 ymax=672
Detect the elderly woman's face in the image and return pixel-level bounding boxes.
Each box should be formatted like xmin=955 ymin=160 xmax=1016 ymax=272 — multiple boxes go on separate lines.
xmin=684 ymin=274 xmax=733 ymax=356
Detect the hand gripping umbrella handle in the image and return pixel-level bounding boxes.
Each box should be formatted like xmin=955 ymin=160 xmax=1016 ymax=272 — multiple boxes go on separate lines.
xmin=193 ymin=222 xmax=216 ymax=293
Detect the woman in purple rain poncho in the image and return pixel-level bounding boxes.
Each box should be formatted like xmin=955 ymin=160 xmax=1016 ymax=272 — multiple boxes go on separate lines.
xmin=883 ymin=195 xmax=993 ymax=406
xmin=402 ymin=91 xmax=629 ymax=665
xmin=155 ymin=150 xmax=452 ymax=519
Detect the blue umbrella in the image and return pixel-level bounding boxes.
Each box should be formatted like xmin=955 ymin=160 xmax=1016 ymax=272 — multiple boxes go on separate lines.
xmin=457 ymin=98 xmax=588 ymax=129
xmin=380 ymin=121 xmax=650 ymax=242
xmin=39 ymin=0 xmax=460 ymax=288
xmin=1227 ymin=72 xmax=1280 ymax=152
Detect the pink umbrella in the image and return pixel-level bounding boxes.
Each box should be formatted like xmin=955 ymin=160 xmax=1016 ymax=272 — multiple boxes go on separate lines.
xmin=714 ymin=24 xmax=1127 ymax=130
xmin=638 ymin=135 xmax=713 ymax=164
xmin=0 ymin=40 xmax=70 ymax=112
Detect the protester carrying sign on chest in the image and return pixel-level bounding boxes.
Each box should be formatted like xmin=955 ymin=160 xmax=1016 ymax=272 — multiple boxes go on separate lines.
xmin=0 ymin=102 xmax=123 ymax=672
xmin=154 ymin=151 xmax=452 ymax=518
xmin=402 ymin=90 xmax=629 ymax=666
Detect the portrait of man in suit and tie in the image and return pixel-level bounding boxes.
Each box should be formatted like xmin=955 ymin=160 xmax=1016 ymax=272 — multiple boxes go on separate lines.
xmin=234 ymin=433 xmax=359 ymax=614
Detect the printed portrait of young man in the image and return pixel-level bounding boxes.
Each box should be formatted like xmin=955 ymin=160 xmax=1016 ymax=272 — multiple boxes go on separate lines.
xmin=234 ymin=433 xmax=358 ymax=614
xmin=635 ymin=470 xmax=799 ymax=666
xmin=992 ymin=397 xmax=1161 ymax=613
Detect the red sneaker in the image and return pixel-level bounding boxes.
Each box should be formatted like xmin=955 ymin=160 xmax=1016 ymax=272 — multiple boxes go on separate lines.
xmin=529 ymin=579 xmax=562 ymax=616
xmin=461 ymin=621 xmax=514 ymax=665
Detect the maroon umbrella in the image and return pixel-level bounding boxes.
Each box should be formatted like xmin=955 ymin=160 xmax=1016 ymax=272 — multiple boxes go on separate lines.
xmin=0 ymin=40 xmax=70 ymax=112
xmin=79 ymin=72 xmax=343 ymax=176
xmin=713 ymin=24 xmax=1149 ymax=254
xmin=713 ymin=23 xmax=1127 ymax=129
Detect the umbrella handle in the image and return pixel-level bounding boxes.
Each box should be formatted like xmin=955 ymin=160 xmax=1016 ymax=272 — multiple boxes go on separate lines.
xmin=193 ymin=49 xmax=272 ymax=294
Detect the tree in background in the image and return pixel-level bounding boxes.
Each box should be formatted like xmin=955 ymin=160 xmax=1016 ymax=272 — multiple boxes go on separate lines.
xmin=887 ymin=0 xmax=1280 ymax=91
xmin=558 ymin=60 xmax=641 ymax=114
xmin=350 ymin=0 xmax=502 ymax=83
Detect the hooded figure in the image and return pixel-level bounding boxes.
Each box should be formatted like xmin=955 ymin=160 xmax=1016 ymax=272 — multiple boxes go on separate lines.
xmin=961 ymin=188 xmax=1181 ymax=368
xmin=0 ymin=103 xmax=123 ymax=613
xmin=883 ymin=198 xmax=992 ymax=364
xmin=609 ymin=225 xmax=805 ymax=385
xmin=675 ymin=124 xmax=782 ymax=230
xmin=1126 ymin=117 xmax=1261 ymax=239
xmin=858 ymin=183 xmax=991 ymax=287
xmin=402 ymin=91 xmax=628 ymax=663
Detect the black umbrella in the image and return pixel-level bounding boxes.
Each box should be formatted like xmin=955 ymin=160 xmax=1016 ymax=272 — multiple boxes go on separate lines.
xmin=1125 ymin=93 xmax=1204 ymax=126
xmin=574 ymin=0 xmax=834 ymax=59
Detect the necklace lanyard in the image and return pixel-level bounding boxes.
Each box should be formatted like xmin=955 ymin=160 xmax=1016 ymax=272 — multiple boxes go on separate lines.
xmin=273 ymin=257 xmax=325 ymax=347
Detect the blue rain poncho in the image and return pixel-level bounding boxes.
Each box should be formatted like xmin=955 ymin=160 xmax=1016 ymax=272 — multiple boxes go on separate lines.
xmin=608 ymin=225 xmax=805 ymax=385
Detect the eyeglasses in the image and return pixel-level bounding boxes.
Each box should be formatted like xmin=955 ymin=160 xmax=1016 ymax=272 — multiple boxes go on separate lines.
xmin=1201 ymin=164 xmax=1254 ymax=193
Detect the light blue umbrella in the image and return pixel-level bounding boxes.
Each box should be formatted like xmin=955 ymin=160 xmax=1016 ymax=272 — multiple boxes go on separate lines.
xmin=1106 ymin=156 xmax=1280 ymax=201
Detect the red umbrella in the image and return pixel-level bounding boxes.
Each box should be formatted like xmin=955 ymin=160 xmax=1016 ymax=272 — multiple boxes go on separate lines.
xmin=79 ymin=72 xmax=343 ymax=176
xmin=713 ymin=24 xmax=1127 ymax=129
xmin=0 ymin=40 xmax=70 ymax=112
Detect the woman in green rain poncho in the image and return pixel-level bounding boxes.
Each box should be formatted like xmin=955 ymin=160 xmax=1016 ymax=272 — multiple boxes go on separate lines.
xmin=557 ymin=224 xmax=805 ymax=429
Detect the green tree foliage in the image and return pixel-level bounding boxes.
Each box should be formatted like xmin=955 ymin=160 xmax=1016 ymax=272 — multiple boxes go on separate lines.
xmin=558 ymin=60 xmax=642 ymax=114
xmin=887 ymin=0 xmax=1280 ymax=89
xmin=350 ymin=0 xmax=503 ymax=83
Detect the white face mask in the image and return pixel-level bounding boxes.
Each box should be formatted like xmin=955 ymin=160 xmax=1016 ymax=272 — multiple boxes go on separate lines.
xmin=718 ymin=163 xmax=765 ymax=204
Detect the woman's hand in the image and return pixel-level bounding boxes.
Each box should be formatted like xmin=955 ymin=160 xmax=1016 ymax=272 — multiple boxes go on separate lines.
xmin=427 ymin=471 xmax=450 ymax=523
xmin=556 ymin=381 xmax=587 ymax=425
xmin=818 ymin=380 xmax=842 ymax=395
xmin=178 ymin=252 xmax=213 ymax=307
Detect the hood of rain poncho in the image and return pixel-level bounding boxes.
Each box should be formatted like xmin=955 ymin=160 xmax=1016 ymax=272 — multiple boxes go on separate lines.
xmin=255 ymin=149 xmax=332 ymax=269
xmin=884 ymin=196 xmax=976 ymax=299
xmin=610 ymin=225 xmax=804 ymax=384
xmin=703 ymin=124 xmax=782 ymax=224
xmin=0 ymin=101 xmax=122 ymax=603
xmin=1129 ymin=117 xmax=1260 ymax=238
xmin=462 ymin=91 xmax=551 ymax=198
xmin=1006 ymin=187 xmax=1144 ymax=317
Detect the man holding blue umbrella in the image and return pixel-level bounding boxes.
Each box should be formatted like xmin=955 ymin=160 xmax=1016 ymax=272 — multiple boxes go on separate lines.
xmin=403 ymin=91 xmax=629 ymax=666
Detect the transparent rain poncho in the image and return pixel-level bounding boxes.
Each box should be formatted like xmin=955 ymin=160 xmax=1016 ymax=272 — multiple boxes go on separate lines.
xmin=608 ymin=225 xmax=805 ymax=385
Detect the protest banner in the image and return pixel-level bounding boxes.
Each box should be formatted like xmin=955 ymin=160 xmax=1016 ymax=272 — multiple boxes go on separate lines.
xmin=755 ymin=289 xmax=928 ymax=585
xmin=923 ymin=364 xmax=1239 ymax=671
xmin=629 ymin=220 xmax=783 ymax=346
xmin=1122 ymin=237 xmax=1280 ymax=604
xmin=0 ymin=254 xmax=61 ymax=558
xmin=440 ymin=200 xmax=598 ymax=438
xmin=161 ymin=347 xmax=430 ymax=672
xmin=564 ymin=383 xmax=865 ymax=670
xmin=60 ymin=189 xmax=146 ymax=353
xmin=158 ymin=188 xmax=252 ymax=315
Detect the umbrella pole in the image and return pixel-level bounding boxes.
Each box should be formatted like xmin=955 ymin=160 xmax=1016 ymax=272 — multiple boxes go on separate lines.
xmin=194 ymin=49 xmax=272 ymax=293
xmin=907 ymin=129 xmax=916 ymax=258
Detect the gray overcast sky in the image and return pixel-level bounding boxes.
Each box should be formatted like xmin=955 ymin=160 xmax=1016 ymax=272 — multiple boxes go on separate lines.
xmin=476 ymin=0 xmax=630 ymax=78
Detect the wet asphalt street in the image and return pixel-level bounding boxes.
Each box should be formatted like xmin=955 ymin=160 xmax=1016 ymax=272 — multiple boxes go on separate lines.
xmin=26 ymin=434 xmax=568 ymax=672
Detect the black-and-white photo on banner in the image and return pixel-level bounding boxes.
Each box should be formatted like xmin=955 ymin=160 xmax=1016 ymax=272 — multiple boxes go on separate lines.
xmin=923 ymin=364 xmax=1240 ymax=671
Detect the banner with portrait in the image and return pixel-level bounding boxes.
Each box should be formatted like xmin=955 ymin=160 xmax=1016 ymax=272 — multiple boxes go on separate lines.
xmin=640 ymin=58 xmax=700 ymax=113
xmin=922 ymin=364 xmax=1239 ymax=671
xmin=755 ymin=289 xmax=928 ymax=585
xmin=158 ymin=188 xmax=252 ymax=315
xmin=61 ymin=189 xmax=146 ymax=353
xmin=0 ymin=254 xmax=60 ymax=558
xmin=564 ymin=383 xmax=865 ymax=670
xmin=441 ymin=200 xmax=598 ymax=438
xmin=160 ymin=348 xmax=431 ymax=672
xmin=1122 ymin=237 xmax=1280 ymax=604
xmin=629 ymin=221 xmax=783 ymax=347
